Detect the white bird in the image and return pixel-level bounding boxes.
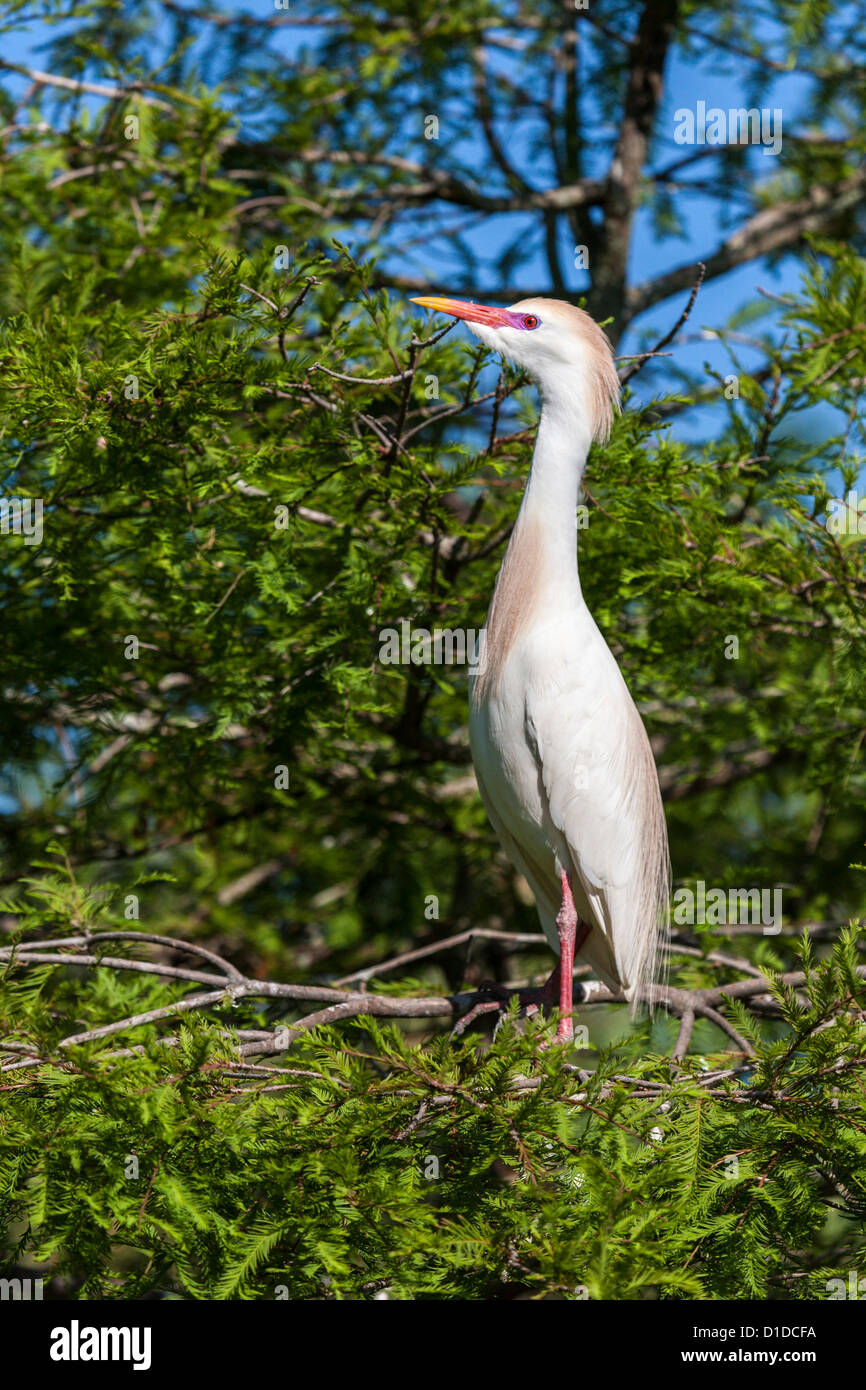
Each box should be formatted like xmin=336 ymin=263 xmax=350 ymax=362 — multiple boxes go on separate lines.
xmin=412 ymin=295 xmax=670 ymax=1040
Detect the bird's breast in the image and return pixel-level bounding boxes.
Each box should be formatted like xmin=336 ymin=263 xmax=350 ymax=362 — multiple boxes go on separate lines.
xmin=469 ymin=608 xmax=627 ymax=835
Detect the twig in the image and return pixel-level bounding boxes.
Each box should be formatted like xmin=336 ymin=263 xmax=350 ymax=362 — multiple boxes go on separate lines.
xmin=619 ymin=262 xmax=706 ymax=385
xmin=0 ymin=60 xmax=174 ymax=110
xmin=2 ymin=930 xmax=244 ymax=978
xmin=313 ymin=364 xmax=416 ymax=386
xmin=334 ymin=927 xmax=549 ymax=987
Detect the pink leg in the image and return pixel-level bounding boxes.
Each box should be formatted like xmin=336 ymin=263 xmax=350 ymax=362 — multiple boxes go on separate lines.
xmin=552 ymin=871 xmax=590 ymax=1042
xmin=453 ymin=878 xmax=590 ymax=1040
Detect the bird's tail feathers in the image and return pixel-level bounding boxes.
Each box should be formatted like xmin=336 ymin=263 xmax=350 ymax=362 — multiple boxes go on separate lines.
xmin=625 ymin=769 xmax=671 ymax=1018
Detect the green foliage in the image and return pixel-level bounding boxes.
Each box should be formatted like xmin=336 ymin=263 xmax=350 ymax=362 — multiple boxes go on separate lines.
xmin=2 ymin=915 xmax=864 ymax=1300
xmin=1 ymin=859 xmax=865 ymax=1299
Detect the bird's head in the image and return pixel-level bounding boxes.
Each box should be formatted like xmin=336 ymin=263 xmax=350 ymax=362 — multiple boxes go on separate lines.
xmin=411 ymin=294 xmax=620 ymax=443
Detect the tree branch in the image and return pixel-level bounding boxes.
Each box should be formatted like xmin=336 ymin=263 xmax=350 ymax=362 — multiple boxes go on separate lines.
xmin=626 ymin=170 xmax=866 ymax=323
xmin=4 ymin=929 xmax=860 ymax=1069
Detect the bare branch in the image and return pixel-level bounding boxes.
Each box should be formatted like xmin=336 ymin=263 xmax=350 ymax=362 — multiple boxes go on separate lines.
xmin=0 ymin=59 xmax=175 ymax=110
xmin=4 ymin=929 xmax=861 ymax=1070
xmin=627 ymin=170 xmax=866 ymax=322
xmin=619 ymin=262 xmax=705 ymax=384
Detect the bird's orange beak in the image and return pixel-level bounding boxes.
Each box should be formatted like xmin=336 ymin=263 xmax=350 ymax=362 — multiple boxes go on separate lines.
xmin=411 ymin=295 xmax=513 ymax=328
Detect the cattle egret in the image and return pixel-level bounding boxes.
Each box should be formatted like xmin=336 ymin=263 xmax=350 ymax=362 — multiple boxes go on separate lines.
xmin=412 ymin=295 xmax=670 ymax=1041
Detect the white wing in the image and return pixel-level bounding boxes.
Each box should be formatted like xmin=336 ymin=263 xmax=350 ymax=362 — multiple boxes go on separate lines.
xmin=524 ymin=620 xmax=670 ymax=1001
xmin=471 ymin=611 xmax=669 ymax=1001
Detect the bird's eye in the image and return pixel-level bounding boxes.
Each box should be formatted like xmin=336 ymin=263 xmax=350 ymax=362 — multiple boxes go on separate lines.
xmin=522 ymin=314 xmax=540 ymax=330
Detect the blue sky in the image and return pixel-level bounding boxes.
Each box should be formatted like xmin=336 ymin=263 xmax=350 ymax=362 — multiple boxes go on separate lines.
xmin=0 ymin=5 xmax=856 ymax=455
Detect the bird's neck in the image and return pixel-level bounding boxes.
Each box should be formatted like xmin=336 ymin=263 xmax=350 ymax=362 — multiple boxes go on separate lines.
xmin=516 ymin=390 xmax=592 ymax=588
xmin=474 ymin=394 xmax=591 ymax=698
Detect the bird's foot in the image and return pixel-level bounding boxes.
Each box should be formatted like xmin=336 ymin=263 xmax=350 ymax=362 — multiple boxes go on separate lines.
xmin=450 ymin=980 xmax=512 ymax=1038
xmin=452 ymin=977 xmax=561 ymax=1039
xmin=452 ymin=908 xmax=590 ymax=1044
xmin=450 ymin=999 xmax=502 ymax=1037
